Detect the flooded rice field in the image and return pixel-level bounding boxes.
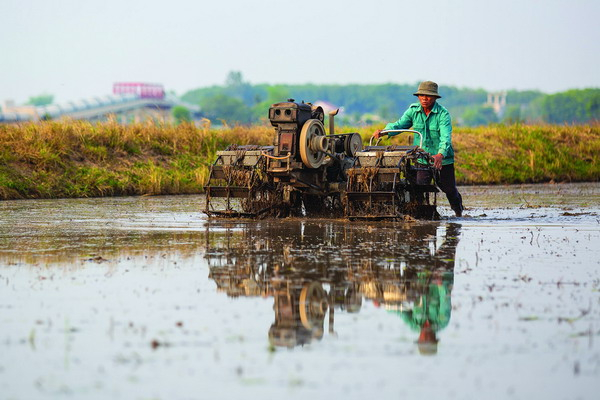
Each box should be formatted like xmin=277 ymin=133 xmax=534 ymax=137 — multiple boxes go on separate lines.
xmin=1 ymin=183 xmax=599 ymax=400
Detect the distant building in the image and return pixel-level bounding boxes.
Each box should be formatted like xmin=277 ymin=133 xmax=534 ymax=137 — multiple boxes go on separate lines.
xmin=113 ymin=82 xmax=165 ymax=99
xmin=485 ymin=91 xmax=507 ymax=117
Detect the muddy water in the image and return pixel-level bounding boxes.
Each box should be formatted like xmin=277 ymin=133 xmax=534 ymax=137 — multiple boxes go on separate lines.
xmin=1 ymin=183 xmax=599 ymax=399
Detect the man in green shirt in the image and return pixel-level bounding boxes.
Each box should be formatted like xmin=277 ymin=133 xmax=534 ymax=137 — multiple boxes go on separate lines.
xmin=373 ymin=81 xmax=464 ymax=217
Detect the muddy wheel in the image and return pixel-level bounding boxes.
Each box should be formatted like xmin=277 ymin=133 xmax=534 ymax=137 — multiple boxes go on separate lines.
xmin=303 ymin=194 xmax=324 ymax=215
xmin=277 ymin=190 xmax=303 ymax=218
xmin=324 ymin=193 xmax=344 ymax=217
xmin=403 ymin=202 xmax=440 ymax=220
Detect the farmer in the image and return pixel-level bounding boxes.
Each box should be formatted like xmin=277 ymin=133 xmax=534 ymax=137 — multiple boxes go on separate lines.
xmin=372 ymin=81 xmax=464 ymax=217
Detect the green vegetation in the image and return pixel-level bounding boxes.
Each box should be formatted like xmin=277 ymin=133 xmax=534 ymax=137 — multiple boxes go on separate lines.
xmin=0 ymin=121 xmax=598 ymax=200
xmin=200 ymin=94 xmax=253 ymax=124
xmin=172 ymin=105 xmax=191 ymax=124
xmin=26 ymin=94 xmax=54 ymax=106
xmin=182 ymin=72 xmax=599 ymax=126
xmin=534 ymin=89 xmax=600 ymax=124
xmin=462 ymin=105 xmax=498 ymax=126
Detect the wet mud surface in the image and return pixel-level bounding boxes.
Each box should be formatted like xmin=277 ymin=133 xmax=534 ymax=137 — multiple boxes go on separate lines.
xmin=1 ymin=183 xmax=599 ymax=399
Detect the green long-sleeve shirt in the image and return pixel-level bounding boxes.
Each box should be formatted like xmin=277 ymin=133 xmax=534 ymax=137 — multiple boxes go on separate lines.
xmin=399 ymin=282 xmax=452 ymax=333
xmin=384 ymin=102 xmax=455 ymax=165
xmin=387 ymin=270 xmax=454 ymax=333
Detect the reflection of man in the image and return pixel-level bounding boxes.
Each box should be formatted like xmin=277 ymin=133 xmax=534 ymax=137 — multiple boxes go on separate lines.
xmin=385 ymin=223 xmax=460 ymax=355
xmin=372 ymin=81 xmax=464 ymax=217
xmin=400 ymin=269 xmax=453 ymax=355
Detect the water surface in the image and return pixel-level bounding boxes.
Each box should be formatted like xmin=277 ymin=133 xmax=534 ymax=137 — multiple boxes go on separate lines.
xmin=1 ymin=183 xmax=599 ymax=399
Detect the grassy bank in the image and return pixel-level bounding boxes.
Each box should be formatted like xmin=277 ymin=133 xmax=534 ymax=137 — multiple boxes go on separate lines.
xmin=0 ymin=120 xmax=598 ymax=200
xmin=0 ymin=120 xmax=272 ymax=200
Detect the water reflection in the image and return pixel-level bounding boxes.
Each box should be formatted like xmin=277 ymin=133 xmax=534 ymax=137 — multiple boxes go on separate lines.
xmin=204 ymin=220 xmax=461 ymax=352
xmin=0 ymin=230 xmax=208 ymax=266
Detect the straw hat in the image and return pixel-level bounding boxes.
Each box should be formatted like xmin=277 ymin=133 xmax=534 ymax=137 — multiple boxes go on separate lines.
xmin=413 ymin=81 xmax=441 ymax=98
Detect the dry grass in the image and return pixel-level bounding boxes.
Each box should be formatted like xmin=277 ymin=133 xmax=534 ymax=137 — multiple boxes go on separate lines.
xmin=348 ymin=123 xmax=599 ymax=184
xmin=0 ymin=120 xmax=598 ymax=200
xmin=0 ymin=120 xmax=274 ymax=199
xmin=452 ymin=124 xmax=600 ymax=183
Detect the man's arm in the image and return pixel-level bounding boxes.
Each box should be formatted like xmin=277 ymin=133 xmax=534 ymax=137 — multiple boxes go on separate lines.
xmin=437 ymin=110 xmax=453 ymax=157
xmin=430 ymin=109 xmax=453 ymax=169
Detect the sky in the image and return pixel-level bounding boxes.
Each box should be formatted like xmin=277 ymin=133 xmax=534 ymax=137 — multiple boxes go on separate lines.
xmin=1 ymin=0 xmax=599 ymax=104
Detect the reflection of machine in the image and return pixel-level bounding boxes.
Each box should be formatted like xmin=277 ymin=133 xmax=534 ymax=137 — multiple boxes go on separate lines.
xmin=269 ymin=282 xmax=328 ymax=348
xmin=204 ymin=221 xmax=461 ymax=349
xmin=203 ymin=100 xmax=438 ymax=219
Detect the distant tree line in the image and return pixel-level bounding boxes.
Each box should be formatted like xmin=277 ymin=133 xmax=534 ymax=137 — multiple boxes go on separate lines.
xmin=535 ymin=89 xmax=600 ymax=124
xmin=181 ymin=72 xmax=599 ymax=126
xmin=25 ymin=73 xmax=597 ymax=126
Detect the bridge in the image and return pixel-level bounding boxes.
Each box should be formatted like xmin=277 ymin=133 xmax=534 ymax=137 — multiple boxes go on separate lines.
xmin=0 ymin=83 xmax=201 ymax=123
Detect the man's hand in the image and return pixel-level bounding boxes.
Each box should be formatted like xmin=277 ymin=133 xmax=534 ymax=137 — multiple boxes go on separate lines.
xmin=432 ymin=153 xmax=443 ymax=170
xmin=372 ymin=129 xmax=385 ymax=139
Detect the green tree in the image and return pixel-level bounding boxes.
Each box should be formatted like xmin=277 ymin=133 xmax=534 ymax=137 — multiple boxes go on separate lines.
xmin=225 ymin=71 xmax=244 ymax=87
xmin=502 ymin=105 xmax=523 ymax=124
xmin=251 ymin=85 xmax=291 ymax=122
xmin=461 ymin=105 xmax=498 ymax=126
xmin=223 ymin=71 xmax=257 ymax=106
xmin=172 ymin=105 xmax=191 ymax=124
xmin=200 ymin=94 xmax=252 ymax=124
xmin=26 ymin=94 xmax=54 ymax=106
xmin=377 ymin=101 xmax=398 ymax=121
xmin=536 ymin=89 xmax=600 ymax=123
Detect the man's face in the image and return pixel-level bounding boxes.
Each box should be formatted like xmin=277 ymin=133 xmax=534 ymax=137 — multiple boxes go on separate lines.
xmin=418 ymin=95 xmax=437 ymax=109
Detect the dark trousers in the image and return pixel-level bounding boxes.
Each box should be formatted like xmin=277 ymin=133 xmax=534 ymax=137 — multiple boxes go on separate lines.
xmin=417 ymin=164 xmax=463 ymax=213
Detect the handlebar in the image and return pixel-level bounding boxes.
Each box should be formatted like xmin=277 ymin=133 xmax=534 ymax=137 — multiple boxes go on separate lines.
xmin=369 ymin=129 xmax=423 ymax=147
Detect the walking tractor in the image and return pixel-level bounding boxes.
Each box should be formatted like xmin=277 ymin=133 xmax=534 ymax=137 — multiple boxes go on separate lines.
xmin=203 ymin=100 xmax=440 ymax=220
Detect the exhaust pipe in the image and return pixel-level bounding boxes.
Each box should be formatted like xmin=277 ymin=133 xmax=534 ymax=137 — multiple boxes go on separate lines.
xmin=329 ymin=108 xmax=339 ymax=135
